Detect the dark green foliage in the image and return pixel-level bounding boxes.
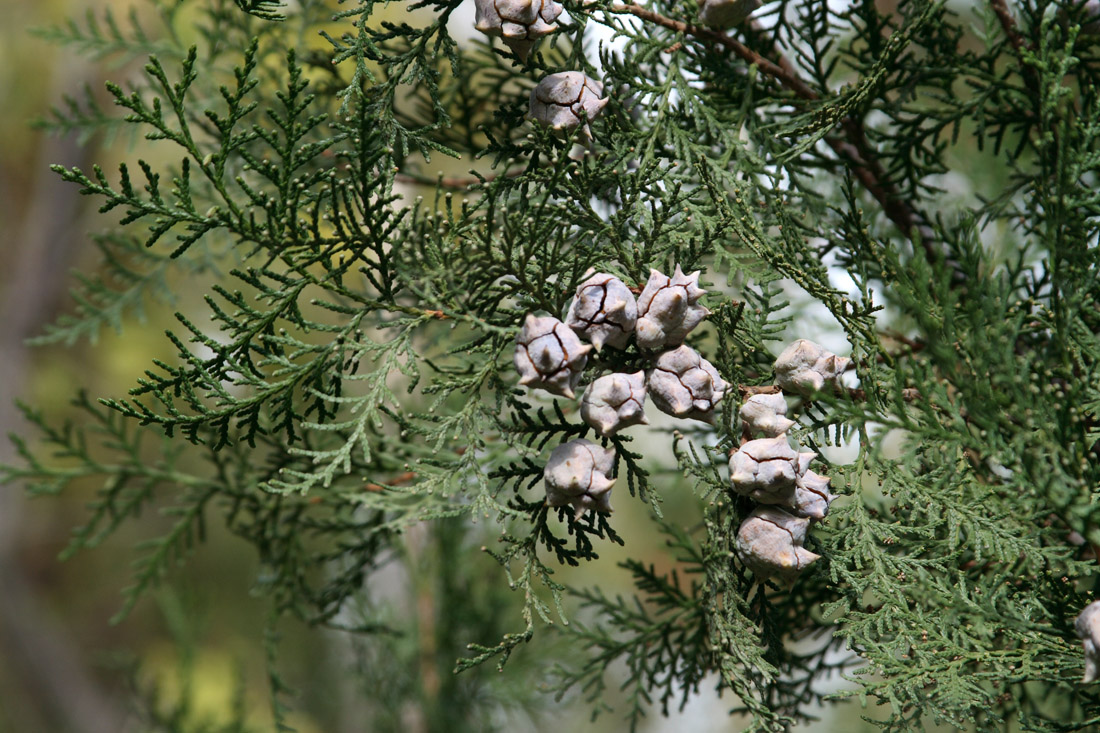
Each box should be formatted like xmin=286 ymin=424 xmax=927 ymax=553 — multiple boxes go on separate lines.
xmin=235 ymin=0 xmax=286 ymax=21
xmin=8 ymin=0 xmax=1100 ymax=730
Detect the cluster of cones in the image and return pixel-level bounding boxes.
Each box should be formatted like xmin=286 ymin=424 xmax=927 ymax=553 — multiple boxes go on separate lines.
xmin=514 ymin=266 xmax=725 ymax=517
xmin=730 ymin=340 xmax=850 ymax=582
xmin=473 ymin=0 xmax=608 ymax=140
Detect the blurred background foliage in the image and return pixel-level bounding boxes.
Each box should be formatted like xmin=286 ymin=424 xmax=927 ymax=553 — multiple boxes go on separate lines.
xmin=0 ymin=0 xmax=992 ymax=730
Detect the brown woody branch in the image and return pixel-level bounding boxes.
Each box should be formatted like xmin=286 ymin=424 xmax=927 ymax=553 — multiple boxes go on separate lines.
xmin=610 ymin=4 xmax=817 ymax=98
xmin=990 ymin=0 xmax=1029 ymax=55
xmin=609 ymin=3 xmax=936 ymax=259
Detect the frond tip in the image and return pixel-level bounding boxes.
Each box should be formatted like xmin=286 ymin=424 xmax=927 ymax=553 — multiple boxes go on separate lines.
xmin=233 ymin=0 xmax=286 ymax=21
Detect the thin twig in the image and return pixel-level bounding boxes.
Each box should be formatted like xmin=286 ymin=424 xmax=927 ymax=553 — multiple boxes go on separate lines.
xmin=845 ymin=386 xmax=921 ymax=403
xmin=396 ymin=172 xmax=492 ymax=190
xmin=395 ymin=166 xmax=533 ymax=191
xmin=988 ymin=0 xmax=1056 ymax=132
xmin=365 ymin=471 xmax=418 ymax=492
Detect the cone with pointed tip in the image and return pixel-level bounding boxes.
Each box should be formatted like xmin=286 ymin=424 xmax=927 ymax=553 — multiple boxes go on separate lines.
xmin=474 ymin=0 xmax=563 ymax=60
xmin=581 ymin=371 xmax=648 ymax=436
xmin=646 ymin=345 xmax=726 ymax=422
xmin=565 ymin=269 xmax=638 ymax=351
xmin=529 ymin=72 xmax=608 ymax=140
xmin=729 ymin=436 xmax=817 ymax=498
xmin=790 ymin=470 xmax=835 ymax=520
xmin=774 ymin=339 xmax=851 ymax=396
xmin=635 ymin=266 xmax=710 ymax=351
xmin=739 ymin=392 xmax=796 ymax=437
xmin=735 ymin=506 xmax=821 ymax=583
xmin=514 ymin=314 xmax=590 ymax=398
xmin=544 ymin=439 xmax=616 ymax=517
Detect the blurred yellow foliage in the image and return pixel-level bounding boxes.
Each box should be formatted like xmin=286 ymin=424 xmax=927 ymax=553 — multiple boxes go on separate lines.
xmin=142 ymin=641 xmax=322 ymax=732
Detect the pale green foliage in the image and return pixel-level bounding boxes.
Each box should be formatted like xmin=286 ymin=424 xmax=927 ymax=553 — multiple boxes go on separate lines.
xmin=7 ymin=0 xmax=1100 ymax=730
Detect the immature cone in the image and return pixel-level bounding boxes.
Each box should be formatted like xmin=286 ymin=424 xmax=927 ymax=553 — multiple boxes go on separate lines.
xmin=581 ymin=371 xmax=648 ymax=436
xmin=565 ymin=269 xmax=637 ymax=351
xmin=514 ymin=314 xmax=591 ymax=399
xmin=739 ymin=392 xmax=795 ymax=437
xmin=529 ymin=72 xmax=608 ymax=138
xmin=544 ymin=439 xmax=616 ymax=518
xmin=736 ymin=506 xmax=821 ymax=582
xmin=635 ymin=266 xmax=710 ymax=351
xmin=647 ymin=345 xmax=727 ymax=422
xmin=773 ymin=339 xmax=851 ymax=396
xmin=698 ymin=0 xmax=759 ymax=28
xmin=1077 ymin=601 xmax=1100 ymax=683
xmin=474 ymin=0 xmax=563 ymax=60
xmin=729 ymin=436 xmax=815 ymax=495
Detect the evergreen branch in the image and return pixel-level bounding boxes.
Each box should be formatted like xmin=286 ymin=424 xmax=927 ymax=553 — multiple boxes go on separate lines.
xmin=263 ymin=326 xmax=420 ymax=494
xmin=459 ymin=537 xmax=558 ymax=672
xmin=609 ymin=1 xmax=938 ymax=255
xmin=608 ymin=4 xmax=817 ymax=98
xmin=31 ymin=6 xmax=181 ymax=63
xmin=27 ymin=232 xmax=217 ymax=347
xmin=112 ymin=486 xmax=218 ymax=624
xmin=772 ymin=4 xmax=941 ymax=163
xmin=234 ymin=0 xmax=286 ymax=22
xmin=263 ymin=619 xmax=296 ymax=733
xmin=553 ymin=521 xmax=710 ymax=729
xmin=33 ymin=84 xmax=132 ymax=146
xmin=51 ymin=158 xmax=221 ymax=256
xmin=990 ymin=0 xmax=1029 ymax=55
